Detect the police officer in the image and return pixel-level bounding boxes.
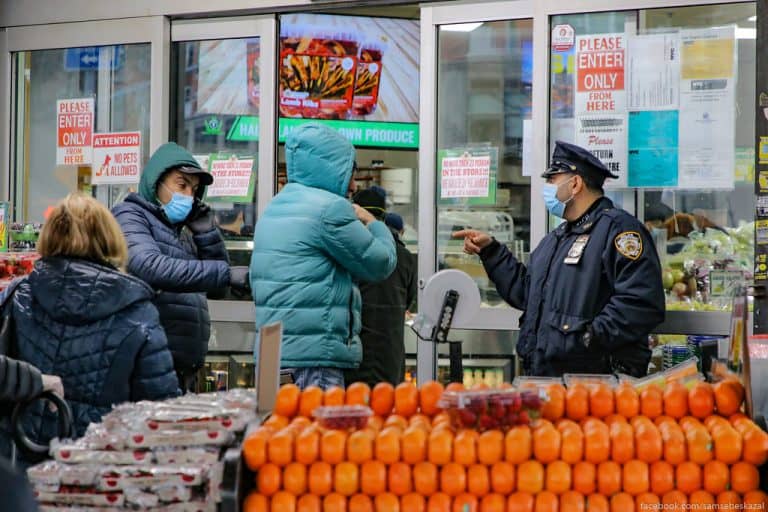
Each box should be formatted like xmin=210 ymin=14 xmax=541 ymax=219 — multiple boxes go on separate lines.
xmin=453 ymin=141 xmax=665 ymax=377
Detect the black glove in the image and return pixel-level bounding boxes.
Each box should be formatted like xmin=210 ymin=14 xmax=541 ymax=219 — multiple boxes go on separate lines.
xmin=229 ymin=266 xmax=251 ymax=292
xmin=186 ymin=200 xmax=216 ymax=234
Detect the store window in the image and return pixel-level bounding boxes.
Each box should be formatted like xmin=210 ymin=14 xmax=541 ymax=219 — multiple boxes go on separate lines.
xmin=436 ymin=19 xmax=534 ymax=307
xmin=549 ymin=4 xmax=756 ymax=312
xmin=170 ymin=37 xmax=261 ymax=271
xmin=12 ymin=44 xmax=151 ymax=224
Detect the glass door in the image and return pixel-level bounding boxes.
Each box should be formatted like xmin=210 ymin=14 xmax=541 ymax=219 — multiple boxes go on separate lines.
xmin=419 ymin=1 xmax=540 ymax=380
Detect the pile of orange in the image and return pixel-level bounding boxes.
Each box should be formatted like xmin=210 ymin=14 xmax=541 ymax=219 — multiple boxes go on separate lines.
xmin=242 ymin=379 xmax=768 ymax=511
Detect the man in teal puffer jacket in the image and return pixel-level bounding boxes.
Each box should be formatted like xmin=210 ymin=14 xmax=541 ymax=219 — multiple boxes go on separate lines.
xmin=250 ymin=124 xmax=397 ymax=389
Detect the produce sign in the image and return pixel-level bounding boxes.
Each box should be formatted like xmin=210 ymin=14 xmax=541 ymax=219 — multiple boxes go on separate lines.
xmin=242 ymin=378 xmax=767 ymax=510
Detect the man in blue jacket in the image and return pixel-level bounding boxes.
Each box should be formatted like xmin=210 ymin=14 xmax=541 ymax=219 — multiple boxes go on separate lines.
xmin=453 ymin=141 xmax=665 ymax=377
xmin=250 ymin=124 xmax=397 ymax=389
xmin=113 ymin=143 xmax=249 ymax=390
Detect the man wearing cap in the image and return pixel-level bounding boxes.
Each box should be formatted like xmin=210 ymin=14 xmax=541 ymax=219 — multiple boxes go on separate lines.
xmin=453 ymin=141 xmax=665 ymax=377
xmin=113 ymin=142 xmax=250 ymax=391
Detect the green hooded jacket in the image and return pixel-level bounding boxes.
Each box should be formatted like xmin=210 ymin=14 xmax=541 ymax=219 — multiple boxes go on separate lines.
xmin=138 ymin=142 xmax=203 ymax=203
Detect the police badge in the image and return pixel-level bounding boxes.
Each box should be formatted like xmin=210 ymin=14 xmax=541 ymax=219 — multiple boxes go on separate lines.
xmin=614 ymin=231 xmax=643 ymax=260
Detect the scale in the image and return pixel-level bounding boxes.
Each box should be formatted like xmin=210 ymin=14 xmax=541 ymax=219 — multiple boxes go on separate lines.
xmin=411 ymin=269 xmax=482 ymax=383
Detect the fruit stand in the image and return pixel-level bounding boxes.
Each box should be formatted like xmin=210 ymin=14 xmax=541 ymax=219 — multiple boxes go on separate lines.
xmin=238 ymin=375 xmax=768 ymax=511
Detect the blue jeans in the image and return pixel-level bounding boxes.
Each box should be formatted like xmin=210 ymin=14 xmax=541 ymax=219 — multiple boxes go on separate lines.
xmin=287 ymin=367 xmax=345 ymax=390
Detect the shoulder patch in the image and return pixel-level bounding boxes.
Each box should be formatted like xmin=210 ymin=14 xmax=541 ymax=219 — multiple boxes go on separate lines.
xmin=614 ymin=231 xmax=643 ymax=260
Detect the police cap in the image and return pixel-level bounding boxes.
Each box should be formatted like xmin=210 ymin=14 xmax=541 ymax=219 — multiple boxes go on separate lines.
xmin=541 ymin=140 xmax=619 ymax=180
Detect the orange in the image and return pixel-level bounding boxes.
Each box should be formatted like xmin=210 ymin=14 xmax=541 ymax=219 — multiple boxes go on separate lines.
xmin=452 ymin=493 xmax=479 ymax=512
xmin=713 ymin=425 xmax=742 ymax=464
xmin=276 ymin=384 xmax=302 ymax=418
xmin=295 ymin=426 xmax=321 ymax=465
xmin=713 ymin=379 xmax=744 ymax=416
xmin=321 ymin=430 xmax=347 ymax=464
xmin=387 ymin=462 xmax=412 ymax=496
xmin=688 ymin=490 xmax=715 ymax=506
xmin=347 ymin=430 xmax=374 ymax=464
xmin=702 ymin=460 xmax=729 ymax=495
xmin=634 ymin=493 xmax=660 ymax=509
xmin=545 ymin=460 xmax=571 ymax=495
xmin=375 ymin=428 xmax=401 ymax=464
xmin=334 ymin=462 xmax=359 ymax=497
xmin=532 ymin=424 xmax=561 ymax=464
xmin=744 ymin=491 xmax=768 ymax=507
xmin=300 ymin=386 xmax=325 ymax=418
xmin=256 ymin=463 xmax=281 ymax=496
xmin=688 ymin=382 xmax=715 ymax=419
xmin=609 ymin=493 xmax=634 ymax=512
xmin=717 ymin=491 xmax=742 ymax=506
xmin=298 ymin=494 xmax=322 ymax=512
xmin=649 ymin=461 xmax=674 ymax=496
xmin=480 ymin=493 xmax=506 ymax=512
xmin=394 ymin=382 xmax=419 ymax=418
xmin=283 ymin=462 xmax=308 ymax=495
xmin=419 ymin=381 xmax=445 ymax=416
xmin=542 ymin=384 xmax=566 ymax=421
xmin=346 ymin=382 xmax=371 ymax=406
xmin=427 ymin=493 xmax=452 ymax=512
xmin=445 ymin=382 xmax=465 ymax=392
xmin=265 ymin=414 xmax=290 ymax=429
xmin=583 ymin=419 xmax=610 ymax=464
xmin=615 ymin=383 xmax=640 ymax=418
xmin=440 ymin=463 xmax=467 ymax=497
xmin=559 ymin=422 xmax=584 ymax=464
xmin=609 ymin=421 xmax=634 ymax=463
xmin=309 ymin=462 xmax=334 ymax=496
xmin=505 ymin=425 xmax=532 ymax=464
xmin=597 ymin=461 xmax=621 ymax=496
xmin=360 ymin=460 xmax=387 ymax=496
xmin=661 ymin=490 xmax=687 ymax=507
xmin=349 ymin=495 xmax=373 ymax=512
xmin=731 ymin=419 xmax=768 ymax=465
xmin=490 ymin=462 xmax=515 ymax=494
xmin=375 ymin=493 xmax=400 ymax=512
xmin=633 ymin=421 xmax=662 ymax=464
xmin=685 ymin=425 xmax=713 ymax=465
xmin=572 ymin=462 xmax=596 ymax=495
xmin=401 ymin=493 xmax=426 ymax=512
xmin=384 ymin=414 xmax=408 ymax=430
xmin=517 ymin=460 xmax=544 ymax=494
xmin=409 ymin=414 xmax=432 ymax=430
xmin=566 ymin=384 xmax=589 ymax=420
xmin=428 ymin=429 xmax=454 ymax=465
xmin=244 ymin=492 xmax=268 ymax=512
xmin=453 ymin=429 xmax=478 ymax=465
xmin=586 ymin=494 xmax=610 ymax=512
xmin=507 ymin=492 xmax=535 ymax=512
xmin=662 ymin=381 xmax=688 ymax=419
xmin=621 ymin=460 xmax=648 ymax=496
xmin=324 ymin=386 xmax=346 ymax=407
xmin=467 ymin=464 xmax=490 ymax=497
xmin=657 ymin=421 xmax=686 ymax=465
xmin=640 ymin=385 xmax=664 ymax=419
xmin=400 ymin=426 xmax=428 ymax=464
xmin=243 ymin=429 xmax=271 ymax=470
xmin=730 ymin=462 xmax=759 ymax=493
xmin=370 ymin=383 xmax=394 ymax=416
xmin=413 ymin=462 xmax=439 ymax=496
xmin=323 ymin=493 xmax=346 ymax=512
xmin=589 ymin=384 xmax=615 ymax=419
xmin=675 ymin=461 xmax=701 ymax=494
xmin=559 ymin=491 xmax=585 ymax=512
xmin=477 ymin=430 xmax=504 ymax=465
xmin=267 ymin=430 xmax=294 ymax=466
xmin=272 ymin=491 xmax=297 ymax=512
xmin=534 ymin=491 xmax=558 ymax=512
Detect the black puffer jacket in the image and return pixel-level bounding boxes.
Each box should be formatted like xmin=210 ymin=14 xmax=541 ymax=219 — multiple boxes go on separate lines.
xmin=0 ymin=258 xmax=179 ymax=462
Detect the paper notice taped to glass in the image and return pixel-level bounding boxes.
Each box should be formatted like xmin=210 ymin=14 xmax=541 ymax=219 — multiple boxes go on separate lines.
xmin=627 ymin=33 xmax=681 ymax=111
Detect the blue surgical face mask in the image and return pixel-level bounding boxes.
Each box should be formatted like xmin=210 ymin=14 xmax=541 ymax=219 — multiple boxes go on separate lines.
xmin=161 ymin=184 xmax=194 ymax=224
xmin=541 ymin=176 xmax=575 ymax=218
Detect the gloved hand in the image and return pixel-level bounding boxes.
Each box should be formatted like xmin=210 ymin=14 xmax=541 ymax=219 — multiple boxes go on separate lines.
xmin=186 ymin=200 xmax=217 ymax=234
xmin=230 ymin=266 xmax=251 ymax=292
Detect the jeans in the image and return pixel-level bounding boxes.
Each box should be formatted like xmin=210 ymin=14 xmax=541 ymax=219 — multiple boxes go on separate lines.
xmin=287 ymin=367 xmax=345 ymax=390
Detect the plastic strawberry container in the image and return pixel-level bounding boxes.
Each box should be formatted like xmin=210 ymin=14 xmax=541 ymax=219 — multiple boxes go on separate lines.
xmin=512 ymin=376 xmax=563 ymax=389
xmin=312 ymin=405 xmax=372 ymax=430
xmin=563 ymin=373 xmax=618 ymax=389
xmin=437 ymin=388 xmax=545 ymax=432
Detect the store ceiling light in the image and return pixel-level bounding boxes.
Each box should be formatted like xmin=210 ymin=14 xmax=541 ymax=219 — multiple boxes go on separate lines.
xmin=441 ymin=22 xmax=483 ymax=32
xmin=736 ymin=27 xmax=756 ymax=39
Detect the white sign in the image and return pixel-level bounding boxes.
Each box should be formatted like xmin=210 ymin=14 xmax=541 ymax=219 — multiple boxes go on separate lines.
xmin=440 ymin=154 xmax=491 ymax=198
xmin=91 ymin=131 xmax=141 ymax=185
xmin=627 ymin=33 xmax=681 ymax=111
xmin=575 ymin=115 xmax=628 ymax=188
xmin=207 ymin=156 xmax=255 ymax=197
xmin=56 ymin=98 xmax=94 ymax=166
xmin=552 ymin=24 xmax=575 ymax=52
xmin=677 ymin=27 xmax=736 ymax=189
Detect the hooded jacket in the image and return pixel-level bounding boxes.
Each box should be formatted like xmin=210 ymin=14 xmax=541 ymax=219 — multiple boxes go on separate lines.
xmin=250 ymin=123 xmax=397 ymax=369
xmin=112 ymin=142 xmax=230 ymax=374
xmin=0 ymin=258 xmax=179 ymax=463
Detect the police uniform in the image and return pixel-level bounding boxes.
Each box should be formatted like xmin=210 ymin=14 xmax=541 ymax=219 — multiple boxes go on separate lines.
xmin=479 ymin=141 xmax=665 ymax=377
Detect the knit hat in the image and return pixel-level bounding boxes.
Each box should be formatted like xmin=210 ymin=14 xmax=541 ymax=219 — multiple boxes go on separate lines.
xmin=352 ymin=188 xmax=386 ymax=220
